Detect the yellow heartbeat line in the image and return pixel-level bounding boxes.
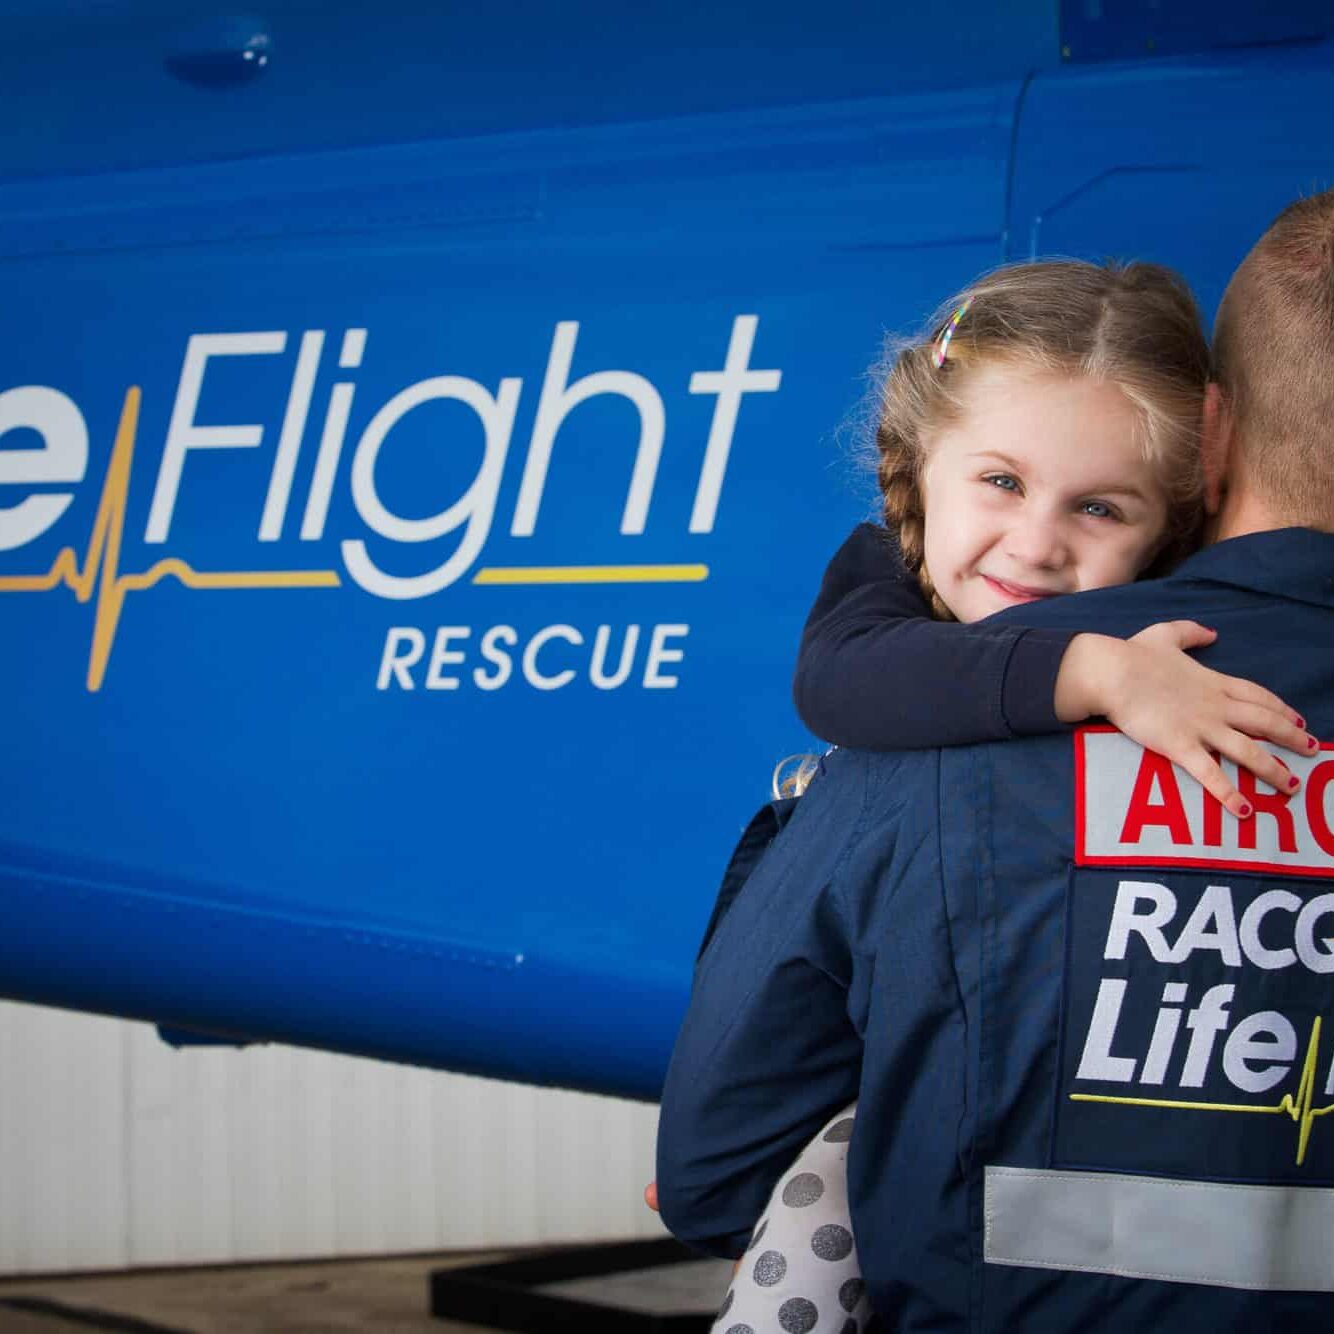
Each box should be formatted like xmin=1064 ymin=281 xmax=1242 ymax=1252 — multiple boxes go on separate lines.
xmin=472 ymin=563 xmax=709 ymax=584
xmin=1072 ymin=1015 xmax=1334 ymax=1166
xmin=0 ymin=387 xmax=340 ymax=692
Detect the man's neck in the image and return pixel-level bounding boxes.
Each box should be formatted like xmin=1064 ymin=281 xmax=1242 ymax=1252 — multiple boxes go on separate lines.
xmin=1207 ymin=481 xmax=1284 ymax=545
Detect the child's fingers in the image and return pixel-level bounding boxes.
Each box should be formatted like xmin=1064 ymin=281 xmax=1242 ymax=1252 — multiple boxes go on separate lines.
xmin=1223 ymin=701 xmax=1315 ymax=757
xmin=1223 ymin=676 xmax=1306 ymax=728
xmin=1178 ymin=746 xmax=1252 ymax=820
xmin=1211 ymin=729 xmax=1302 ymax=797
xmin=1157 ymin=619 xmax=1218 ymax=651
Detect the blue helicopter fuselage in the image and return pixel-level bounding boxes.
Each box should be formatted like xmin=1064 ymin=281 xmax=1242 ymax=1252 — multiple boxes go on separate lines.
xmin=1 ymin=1 xmax=1331 ymax=1098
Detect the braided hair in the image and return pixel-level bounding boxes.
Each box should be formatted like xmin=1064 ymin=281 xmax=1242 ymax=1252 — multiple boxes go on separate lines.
xmin=876 ymin=342 xmax=955 ymax=618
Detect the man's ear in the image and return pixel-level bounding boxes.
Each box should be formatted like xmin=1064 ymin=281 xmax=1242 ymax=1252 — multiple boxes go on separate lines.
xmin=1200 ymin=382 xmax=1232 ymax=516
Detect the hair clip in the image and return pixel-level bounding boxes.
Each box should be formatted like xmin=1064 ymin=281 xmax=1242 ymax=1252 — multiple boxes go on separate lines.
xmin=933 ymin=298 xmax=972 ymax=368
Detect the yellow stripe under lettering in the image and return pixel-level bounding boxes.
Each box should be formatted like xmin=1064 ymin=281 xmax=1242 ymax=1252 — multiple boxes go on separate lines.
xmin=1072 ymin=1016 xmax=1334 ymax=1166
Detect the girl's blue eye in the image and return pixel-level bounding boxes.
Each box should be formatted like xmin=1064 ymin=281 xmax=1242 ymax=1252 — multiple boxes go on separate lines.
xmin=984 ymin=473 xmax=1019 ymax=492
xmin=1081 ymin=500 xmax=1118 ymax=520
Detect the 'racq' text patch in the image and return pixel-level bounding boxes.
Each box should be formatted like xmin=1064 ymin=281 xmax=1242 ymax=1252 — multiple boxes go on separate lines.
xmin=1056 ymin=730 xmax=1334 ymax=1184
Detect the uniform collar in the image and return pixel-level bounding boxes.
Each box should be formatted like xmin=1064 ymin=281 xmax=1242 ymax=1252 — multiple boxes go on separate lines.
xmin=1171 ymin=527 xmax=1334 ymax=608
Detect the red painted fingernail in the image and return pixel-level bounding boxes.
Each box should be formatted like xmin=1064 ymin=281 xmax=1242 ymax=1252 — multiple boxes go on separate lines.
xmin=1310 ymin=737 xmax=1319 ymax=751
xmin=1288 ymin=775 xmax=1300 ymax=790
xmin=1295 ymin=715 xmax=1306 ymax=729
xmin=1239 ymin=803 xmax=1253 ymax=818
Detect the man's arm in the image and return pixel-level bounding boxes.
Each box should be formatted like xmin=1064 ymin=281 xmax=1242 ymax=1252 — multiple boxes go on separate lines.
xmin=655 ymin=750 xmax=871 ymax=1256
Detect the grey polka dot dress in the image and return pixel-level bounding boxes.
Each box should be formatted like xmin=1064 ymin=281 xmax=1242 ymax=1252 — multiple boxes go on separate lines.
xmin=711 ymin=1102 xmax=872 ymax=1334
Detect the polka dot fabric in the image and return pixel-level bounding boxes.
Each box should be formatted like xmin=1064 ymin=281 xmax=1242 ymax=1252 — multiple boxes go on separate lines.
xmin=709 ymin=1103 xmax=872 ymax=1334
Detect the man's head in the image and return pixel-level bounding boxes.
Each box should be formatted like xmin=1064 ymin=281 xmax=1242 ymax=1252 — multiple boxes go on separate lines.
xmin=1207 ymin=187 xmax=1334 ymax=537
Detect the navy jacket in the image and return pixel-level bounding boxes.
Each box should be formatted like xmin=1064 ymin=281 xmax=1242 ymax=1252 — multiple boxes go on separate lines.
xmin=658 ymin=528 xmax=1334 ymax=1332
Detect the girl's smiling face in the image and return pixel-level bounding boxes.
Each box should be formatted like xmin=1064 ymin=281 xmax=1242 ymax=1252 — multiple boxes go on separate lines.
xmin=920 ymin=365 xmax=1171 ymax=624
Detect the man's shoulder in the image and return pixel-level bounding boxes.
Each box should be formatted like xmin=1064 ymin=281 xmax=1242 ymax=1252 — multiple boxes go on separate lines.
xmin=825 ymin=734 xmax=1076 ymax=862
xmin=819 ymin=743 xmax=934 ymax=790
xmin=821 ymin=734 xmax=1071 ymax=801
xmin=793 ymin=746 xmax=940 ymax=851
xmin=986 ymin=575 xmax=1172 ymax=634
xmin=987 ymin=528 xmax=1334 ymax=634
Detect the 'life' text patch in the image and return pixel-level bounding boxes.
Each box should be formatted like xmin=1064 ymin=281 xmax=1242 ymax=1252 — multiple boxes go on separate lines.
xmin=1057 ymin=730 xmax=1334 ymax=1184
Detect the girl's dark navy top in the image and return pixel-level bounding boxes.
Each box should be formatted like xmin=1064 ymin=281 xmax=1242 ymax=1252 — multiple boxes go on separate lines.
xmin=793 ymin=522 xmax=1077 ymax=748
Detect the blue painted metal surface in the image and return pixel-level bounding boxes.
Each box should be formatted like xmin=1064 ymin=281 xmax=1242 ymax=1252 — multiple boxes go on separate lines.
xmin=1059 ymin=0 xmax=1328 ymax=64
xmin=1 ymin=3 xmax=1332 ymax=1100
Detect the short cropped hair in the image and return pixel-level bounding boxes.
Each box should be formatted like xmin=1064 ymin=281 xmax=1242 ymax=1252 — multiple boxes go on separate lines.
xmin=1212 ymin=189 xmax=1334 ymax=529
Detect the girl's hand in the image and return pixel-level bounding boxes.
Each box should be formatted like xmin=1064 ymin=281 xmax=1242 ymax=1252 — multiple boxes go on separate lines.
xmin=1054 ymin=623 xmax=1316 ymax=819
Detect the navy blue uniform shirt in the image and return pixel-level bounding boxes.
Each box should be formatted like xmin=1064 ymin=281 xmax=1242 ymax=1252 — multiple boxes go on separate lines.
xmin=658 ymin=528 xmax=1334 ymax=1332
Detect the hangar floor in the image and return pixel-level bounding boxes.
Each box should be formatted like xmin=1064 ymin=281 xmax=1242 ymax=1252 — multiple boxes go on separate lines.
xmin=0 ymin=1246 xmax=732 ymax=1331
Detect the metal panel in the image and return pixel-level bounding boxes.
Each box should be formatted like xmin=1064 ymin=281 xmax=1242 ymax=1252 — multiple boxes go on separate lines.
xmin=0 ymin=1 xmax=1056 ymax=178
xmin=1007 ymin=43 xmax=1334 ymax=317
xmin=0 ymin=78 xmax=1015 ymax=1098
xmin=1059 ymin=0 xmax=1328 ymax=65
xmin=0 ymin=1001 xmax=663 ymax=1275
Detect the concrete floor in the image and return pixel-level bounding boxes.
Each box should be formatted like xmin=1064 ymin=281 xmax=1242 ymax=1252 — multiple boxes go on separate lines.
xmin=0 ymin=1248 xmax=732 ymax=1333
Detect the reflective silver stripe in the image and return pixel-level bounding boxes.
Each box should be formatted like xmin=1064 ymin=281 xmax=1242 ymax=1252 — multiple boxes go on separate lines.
xmin=984 ymin=1165 xmax=1334 ymax=1292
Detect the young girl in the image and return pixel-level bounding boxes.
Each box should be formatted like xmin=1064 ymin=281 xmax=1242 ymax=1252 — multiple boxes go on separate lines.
xmin=691 ymin=259 xmax=1313 ymax=1334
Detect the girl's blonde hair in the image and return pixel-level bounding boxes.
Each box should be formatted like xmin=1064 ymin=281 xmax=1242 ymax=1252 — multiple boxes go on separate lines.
xmin=772 ymin=753 xmax=821 ymax=800
xmin=877 ymin=259 xmax=1210 ymax=617
xmin=781 ymin=261 xmax=1210 ymax=799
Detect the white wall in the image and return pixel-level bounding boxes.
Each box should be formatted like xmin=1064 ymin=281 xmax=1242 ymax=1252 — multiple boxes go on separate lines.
xmin=0 ymin=1000 xmax=666 ymax=1274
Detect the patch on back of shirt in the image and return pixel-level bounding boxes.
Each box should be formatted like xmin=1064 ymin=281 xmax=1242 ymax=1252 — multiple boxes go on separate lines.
xmin=1075 ymin=725 xmax=1334 ymax=878
xmin=1054 ymin=727 xmax=1334 ymax=1184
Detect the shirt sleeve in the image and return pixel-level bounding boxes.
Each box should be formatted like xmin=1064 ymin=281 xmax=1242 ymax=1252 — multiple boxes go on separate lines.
xmin=655 ymin=752 xmax=868 ymax=1258
xmin=695 ymin=797 xmax=800 ymax=962
xmin=792 ymin=522 xmax=1077 ymax=748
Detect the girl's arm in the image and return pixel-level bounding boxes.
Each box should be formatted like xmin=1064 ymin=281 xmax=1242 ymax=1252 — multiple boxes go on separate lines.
xmin=794 ymin=525 xmax=1316 ymax=816
xmin=793 ymin=523 xmax=1076 ymax=748
xmin=1054 ymin=623 xmax=1313 ymax=819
